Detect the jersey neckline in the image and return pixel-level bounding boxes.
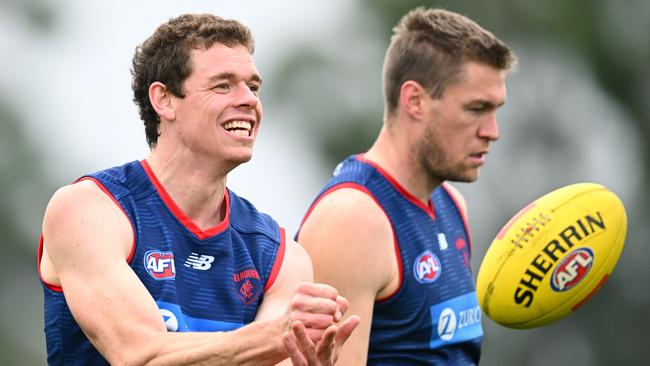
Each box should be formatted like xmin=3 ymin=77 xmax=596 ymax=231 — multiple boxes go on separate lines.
xmin=356 ymin=154 xmax=436 ymax=220
xmin=140 ymin=159 xmax=231 ymax=240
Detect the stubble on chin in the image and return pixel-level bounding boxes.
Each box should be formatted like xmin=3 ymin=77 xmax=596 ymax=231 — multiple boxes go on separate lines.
xmin=413 ymin=133 xmax=451 ymax=185
xmin=441 ymin=159 xmax=481 ymax=183
xmin=420 ymin=151 xmax=480 ymax=185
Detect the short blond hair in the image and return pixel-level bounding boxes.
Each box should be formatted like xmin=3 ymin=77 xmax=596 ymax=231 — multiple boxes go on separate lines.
xmin=383 ymin=8 xmax=517 ymax=115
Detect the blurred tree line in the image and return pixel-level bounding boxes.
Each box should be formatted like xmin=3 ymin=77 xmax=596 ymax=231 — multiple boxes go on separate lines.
xmin=2 ymin=0 xmax=647 ymax=364
xmin=270 ymin=0 xmax=649 ymax=178
xmin=1 ymin=0 xmax=57 ymax=364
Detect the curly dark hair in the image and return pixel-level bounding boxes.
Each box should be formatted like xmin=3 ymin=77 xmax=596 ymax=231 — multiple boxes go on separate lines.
xmin=131 ymin=14 xmax=254 ymax=148
xmin=383 ymin=8 xmax=517 ymax=116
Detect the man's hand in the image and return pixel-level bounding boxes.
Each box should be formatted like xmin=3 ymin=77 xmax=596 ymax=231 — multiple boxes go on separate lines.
xmin=283 ymin=283 xmax=360 ymax=366
xmin=282 ymin=315 xmax=360 ymax=366
xmin=286 ymin=283 xmax=350 ymax=342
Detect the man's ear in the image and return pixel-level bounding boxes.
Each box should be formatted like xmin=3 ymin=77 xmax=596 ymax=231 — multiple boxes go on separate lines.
xmin=398 ymin=81 xmax=427 ymax=120
xmin=149 ymin=81 xmax=176 ymax=121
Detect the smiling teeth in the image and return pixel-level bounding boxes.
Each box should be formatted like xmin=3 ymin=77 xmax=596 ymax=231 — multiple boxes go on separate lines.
xmin=223 ymin=120 xmax=252 ymax=136
xmin=224 ymin=121 xmax=251 ymax=130
xmin=232 ymin=129 xmax=249 ymax=136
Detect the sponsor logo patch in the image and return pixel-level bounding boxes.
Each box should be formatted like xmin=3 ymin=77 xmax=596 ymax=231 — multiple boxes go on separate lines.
xmin=438 ymin=233 xmax=449 ymax=250
xmin=156 ymin=301 xmax=243 ymax=332
xmin=184 ymin=252 xmax=215 ymax=270
xmin=144 ymin=250 xmax=176 ymax=280
xmin=233 ymin=268 xmax=262 ymax=304
xmin=160 ymin=308 xmax=179 ymax=332
xmin=551 ymin=247 xmax=595 ymax=292
xmin=414 ymin=250 xmax=442 ymax=284
xmin=430 ymin=292 xmax=483 ymax=349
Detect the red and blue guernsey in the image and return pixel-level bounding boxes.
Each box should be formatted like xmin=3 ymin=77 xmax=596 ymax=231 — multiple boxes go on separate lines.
xmin=38 ymin=160 xmax=286 ymax=365
xmin=298 ymin=155 xmax=482 ymax=365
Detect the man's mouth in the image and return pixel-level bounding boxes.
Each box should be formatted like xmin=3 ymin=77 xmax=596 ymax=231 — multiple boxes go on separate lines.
xmin=469 ymin=151 xmax=488 ymax=164
xmin=223 ymin=120 xmax=253 ymax=137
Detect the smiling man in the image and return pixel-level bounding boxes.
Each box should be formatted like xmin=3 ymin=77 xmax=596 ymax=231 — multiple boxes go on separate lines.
xmin=37 ymin=14 xmax=358 ymax=365
xmin=297 ymin=8 xmax=517 ymax=365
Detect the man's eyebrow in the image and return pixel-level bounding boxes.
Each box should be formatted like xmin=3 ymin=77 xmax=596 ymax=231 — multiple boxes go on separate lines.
xmin=208 ymin=72 xmax=263 ymax=84
xmin=468 ymin=99 xmax=505 ymax=108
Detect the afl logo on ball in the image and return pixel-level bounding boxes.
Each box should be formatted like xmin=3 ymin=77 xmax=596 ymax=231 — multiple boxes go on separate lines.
xmin=414 ymin=250 xmax=442 ymax=284
xmin=551 ymin=247 xmax=595 ymax=292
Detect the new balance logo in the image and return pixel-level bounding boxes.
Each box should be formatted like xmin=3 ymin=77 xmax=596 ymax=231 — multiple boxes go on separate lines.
xmin=438 ymin=233 xmax=449 ymax=250
xmin=184 ymin=253 xmax=215 ymax=270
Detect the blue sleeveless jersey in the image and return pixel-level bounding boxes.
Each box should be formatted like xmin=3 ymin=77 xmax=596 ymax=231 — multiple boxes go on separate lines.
xmin=298 ymin=155 xmax=482 ymax=365
xmin=39 ymin=160 xmax=285 ymax=365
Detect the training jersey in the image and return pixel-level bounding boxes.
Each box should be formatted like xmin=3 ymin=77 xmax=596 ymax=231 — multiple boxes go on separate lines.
xmin=298 ymin=155 xmax=482 ymax=365
xmin=38 ymin=160 xmax=286 ymax=365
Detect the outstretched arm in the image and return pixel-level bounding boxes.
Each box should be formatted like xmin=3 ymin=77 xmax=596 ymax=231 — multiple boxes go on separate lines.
xmin=40 ymin=181 xmax=345 ymax=366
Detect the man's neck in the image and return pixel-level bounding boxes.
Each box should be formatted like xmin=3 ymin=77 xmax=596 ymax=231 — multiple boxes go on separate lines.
xmin=364 ymin=125 xmax=441 ymax=204
xmin=146 ymin=151 xmax=231 ymax=230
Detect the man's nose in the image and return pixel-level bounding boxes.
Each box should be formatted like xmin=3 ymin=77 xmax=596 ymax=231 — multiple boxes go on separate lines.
xmin=233 ymin=83 xmax=259 ymax=109
xmin=478 ymin=113 xmax=499 ymax=141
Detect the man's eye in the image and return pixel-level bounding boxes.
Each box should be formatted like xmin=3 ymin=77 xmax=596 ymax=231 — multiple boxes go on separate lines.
xmin=213 ymin=83 xmax=231 ymax=92
xmin=248 ymin=84 xmax=260 ymax=93
xmin=468 ymin=105 xmax=488 ymax=113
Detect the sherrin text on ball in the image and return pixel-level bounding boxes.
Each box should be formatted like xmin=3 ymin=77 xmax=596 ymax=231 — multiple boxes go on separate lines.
xmin=476 ymin=183 xmax=627 ymax=329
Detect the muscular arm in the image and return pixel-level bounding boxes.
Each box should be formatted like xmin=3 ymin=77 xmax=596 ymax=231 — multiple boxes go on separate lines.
xmin=40 ymin=181 xmax=338 ymax=366
xmin=297 ymin=188 xmax=397 ymax=366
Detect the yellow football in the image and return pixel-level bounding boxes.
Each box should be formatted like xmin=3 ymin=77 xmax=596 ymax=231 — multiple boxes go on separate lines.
xmin=476 ymin=183 xmax=627 ymax=329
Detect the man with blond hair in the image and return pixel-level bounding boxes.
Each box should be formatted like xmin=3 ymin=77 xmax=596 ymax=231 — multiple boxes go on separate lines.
xmin=297 ymin=7 xmax=517 ymax=365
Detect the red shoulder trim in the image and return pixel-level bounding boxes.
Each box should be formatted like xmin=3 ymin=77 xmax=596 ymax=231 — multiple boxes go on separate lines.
xmin=265 ymin=227 xmax=287 ymax=292
xmin=38 ymin=177 xmax=138 ymax=293
xmin=298 ymin=182 xmax=403 ymax=303
xmin=37 ymin=234 xmax=63 ymax=292
xmin=77 ymin=177 xmax=137 ymax=263
xmin=440 ymin=182 xmax=473 ymax=254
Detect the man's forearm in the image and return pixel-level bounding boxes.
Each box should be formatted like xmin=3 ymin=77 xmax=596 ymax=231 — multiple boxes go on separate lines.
xmin=118 ymin=319 xmax=287 ymax=366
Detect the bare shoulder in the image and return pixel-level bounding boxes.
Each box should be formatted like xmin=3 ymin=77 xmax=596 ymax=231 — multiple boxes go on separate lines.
xmin=45 ymin=180 xmax=110 ymax=219
xmin=42 ymin=179 xmax=133 ymax=277
xmin=280 ymin=237 xmax=314 ymax=283
xmin=253 ymin=235 xmax=314 ymax=323
xmin=297 ymin=188 xmax=396 ymax=365
xmin=261 ymin=233 xmax=314 ymax=298
xmin=298 ymin=187 xmax=395 ymax=295
xmin=44 ymin=179 xmax=130 ymax=240
xmin=300 ymin=187 xmax=392 ymax=241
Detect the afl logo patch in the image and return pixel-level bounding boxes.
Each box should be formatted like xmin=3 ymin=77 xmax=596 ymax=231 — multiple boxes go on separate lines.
xmin=414 ymin=250 xmax=442 ymax=284
xmin=551 ymin=247 xmax=594 ymax=292
xmin=144 ymin=250 xmax=176 ymax=280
